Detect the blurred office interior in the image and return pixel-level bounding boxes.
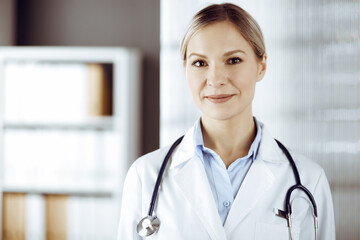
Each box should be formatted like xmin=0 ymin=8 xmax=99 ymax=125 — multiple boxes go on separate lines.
xmin=0 ymin=0 xmax=359 ymax=239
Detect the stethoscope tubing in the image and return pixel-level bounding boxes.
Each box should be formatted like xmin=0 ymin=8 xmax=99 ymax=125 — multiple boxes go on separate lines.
xmin=147 ymin=135 xmax=184 ymax=216
xmin=139 ymin=136 xmax=318 ymax=239
xmin=275 ymin=139 xmax=318 ymax=218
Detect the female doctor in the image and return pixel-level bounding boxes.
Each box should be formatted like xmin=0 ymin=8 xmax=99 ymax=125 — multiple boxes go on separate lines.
xmin=118 ymin=3 xmax=335 ymax=240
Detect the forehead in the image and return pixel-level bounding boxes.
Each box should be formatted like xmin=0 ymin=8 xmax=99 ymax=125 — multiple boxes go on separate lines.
xmin=187 ymin=21 xmax=254 ymax=56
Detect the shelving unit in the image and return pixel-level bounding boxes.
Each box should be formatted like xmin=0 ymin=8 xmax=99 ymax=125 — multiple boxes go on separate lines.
xmin=0 ymin=47 xmax=142 ymax=240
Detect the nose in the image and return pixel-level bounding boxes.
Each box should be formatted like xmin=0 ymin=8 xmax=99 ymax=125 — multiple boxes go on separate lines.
xmin=206 ymin=64 xmax=227 ymax=88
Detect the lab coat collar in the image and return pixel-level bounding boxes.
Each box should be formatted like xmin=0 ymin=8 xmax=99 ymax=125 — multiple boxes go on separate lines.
xmin=170 ymin=119 xmax=288 ymax=169
xmin=170 ymin=125 xmax=228 ymax=239
xmin=169 ymin=125 xmax=196 ymax=169
xmin=257 ymin=124 xmax=288 ymax=163
xmin=169 ymin=119 xmax=287 ymax=238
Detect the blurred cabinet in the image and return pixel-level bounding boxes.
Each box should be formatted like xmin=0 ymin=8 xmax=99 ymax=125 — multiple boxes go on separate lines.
xmin=0 ymin=47 xmax=142 ymax=240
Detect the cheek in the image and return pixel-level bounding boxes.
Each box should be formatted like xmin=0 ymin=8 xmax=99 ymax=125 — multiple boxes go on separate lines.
xmin=186 ymin=69 xmax=203 ymax=96
xmin=231 ymin=67 xmax=258 ymax=91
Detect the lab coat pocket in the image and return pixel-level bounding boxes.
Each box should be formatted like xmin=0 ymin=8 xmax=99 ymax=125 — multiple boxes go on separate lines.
xmin=255 ymin=222 xmax=300 ymax=240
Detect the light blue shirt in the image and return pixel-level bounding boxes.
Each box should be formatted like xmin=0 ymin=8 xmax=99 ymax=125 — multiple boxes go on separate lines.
xmin=193 ymin=117 xmax=262 ymax=225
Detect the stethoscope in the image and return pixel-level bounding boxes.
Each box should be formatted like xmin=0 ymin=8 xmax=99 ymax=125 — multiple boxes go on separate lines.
xmin=137 ymin=136 xmax=319 ymax=240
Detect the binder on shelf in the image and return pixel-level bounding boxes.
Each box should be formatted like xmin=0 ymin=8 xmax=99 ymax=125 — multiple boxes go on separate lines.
xmin=87 ymin=63 xmax=113 ymax=117
xmin=45 ymin=195 xmax=68 ymax=240
xmin=2 ymin=193 xmax=26 ymax=240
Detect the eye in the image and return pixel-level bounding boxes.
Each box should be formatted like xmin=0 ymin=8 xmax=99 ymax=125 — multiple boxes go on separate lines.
xmin=191 ymin=60 xmax=207 ymax=67
xmin=227 ymin=57 xmax=242 ymax=65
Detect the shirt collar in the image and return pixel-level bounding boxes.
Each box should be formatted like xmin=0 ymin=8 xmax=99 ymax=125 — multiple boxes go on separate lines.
xmin=193 ymin=116 xmax=263 ymax=161
xmin=193 ymin=118 xmax=205 ymax=148
xmin=193 ymin=118 xmax=205 ymax=160
xmin=251 ymin=116 xmax=263 ymax=160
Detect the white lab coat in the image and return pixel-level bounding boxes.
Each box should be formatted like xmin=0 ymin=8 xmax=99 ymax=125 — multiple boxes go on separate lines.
xmin=117 ymin=123 xmax=336 ymax=240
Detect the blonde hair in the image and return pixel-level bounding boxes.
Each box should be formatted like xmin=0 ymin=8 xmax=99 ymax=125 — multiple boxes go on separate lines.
xmin=180 ymin=3 xmax=266 ymax=63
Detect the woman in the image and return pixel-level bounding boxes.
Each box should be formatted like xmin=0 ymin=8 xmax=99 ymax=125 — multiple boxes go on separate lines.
xmin=118 ymin=3 xmax=335 ymax=240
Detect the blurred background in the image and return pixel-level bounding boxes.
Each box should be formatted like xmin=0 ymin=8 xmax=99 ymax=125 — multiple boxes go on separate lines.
xmin=0 ymin=0 xmax=359 ymax=239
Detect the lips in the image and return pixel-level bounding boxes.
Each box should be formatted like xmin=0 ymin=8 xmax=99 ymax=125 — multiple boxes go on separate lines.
xmin=205 ymin=94 xmax=234 ymax=103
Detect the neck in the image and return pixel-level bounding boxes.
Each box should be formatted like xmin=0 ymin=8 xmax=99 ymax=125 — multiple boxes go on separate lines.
xmin=201 ymin=112 xmax=257 ymax=168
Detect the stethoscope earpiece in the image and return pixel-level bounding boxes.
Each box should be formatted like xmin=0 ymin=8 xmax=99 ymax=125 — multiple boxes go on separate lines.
xmin=137 ymin=215 xmax=160 ymax=237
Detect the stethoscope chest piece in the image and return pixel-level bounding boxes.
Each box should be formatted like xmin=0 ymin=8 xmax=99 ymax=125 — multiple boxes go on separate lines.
xmin=137 ymin=215 xmax=160 ymax=237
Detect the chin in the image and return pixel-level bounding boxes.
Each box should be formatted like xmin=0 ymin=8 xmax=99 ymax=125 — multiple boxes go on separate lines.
xmin=203 ymin=111 xmax=240 ymax=121
xmin=201 ymin=104 xmax=252 ymax=122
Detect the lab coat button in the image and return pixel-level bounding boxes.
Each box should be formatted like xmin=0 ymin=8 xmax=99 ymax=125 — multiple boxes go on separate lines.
xmin=223 ymin=201 xmax=231 ymax=207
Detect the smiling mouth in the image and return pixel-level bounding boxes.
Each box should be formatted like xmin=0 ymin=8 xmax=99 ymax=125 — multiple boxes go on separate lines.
xmin=205 ymin=94 xmax=235 ymax=103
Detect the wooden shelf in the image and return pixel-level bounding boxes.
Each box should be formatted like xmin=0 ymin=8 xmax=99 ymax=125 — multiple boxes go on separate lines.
xmin=3 ymin=187 xmax=113 ymax=198
xmin=2 ymin=117 xmax=114 ymax=130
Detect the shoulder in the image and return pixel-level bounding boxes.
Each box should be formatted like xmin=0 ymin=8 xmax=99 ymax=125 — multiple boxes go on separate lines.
xmin=128 ymin=144 xmax=173 ymax=180
xmin=132 ymin=124 xmax=196 ymax=177
xmin=291 ymin=151 xmax=323 ymax=174
xmin=288 ymin=149 xmax=328 ymax=190
xmin=259 ymin=122 xmax=327 ymax=189
xmin=259 ymin=121 xmax=326 ymax=182
xmin=136 ymin=145 xmax=171 ymax=165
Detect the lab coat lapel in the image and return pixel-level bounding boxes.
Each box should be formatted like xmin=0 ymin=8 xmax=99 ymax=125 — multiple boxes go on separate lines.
xmin=224 ymin=151 xmax=275 ymax=233
xmin=173 ymin=156 xmax=227 ymax=240
xmin=170 ymin=121 xmax=280 ymax=238
xmin=224 ymin=125 xmax=283 ymax=233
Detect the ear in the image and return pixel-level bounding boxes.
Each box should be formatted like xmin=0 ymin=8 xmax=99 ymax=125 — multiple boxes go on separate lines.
xmin=256 ymin=53 xmax=267 ymax=82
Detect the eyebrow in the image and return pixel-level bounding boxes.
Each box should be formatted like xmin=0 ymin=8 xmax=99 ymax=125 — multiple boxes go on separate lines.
xmin=188 ymin=53 xmax=207 ymax=59
xmin=223 ymin=49 xmax=246 ymax=56
xmin=188 ymin=49 xmax=246 ymax=59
